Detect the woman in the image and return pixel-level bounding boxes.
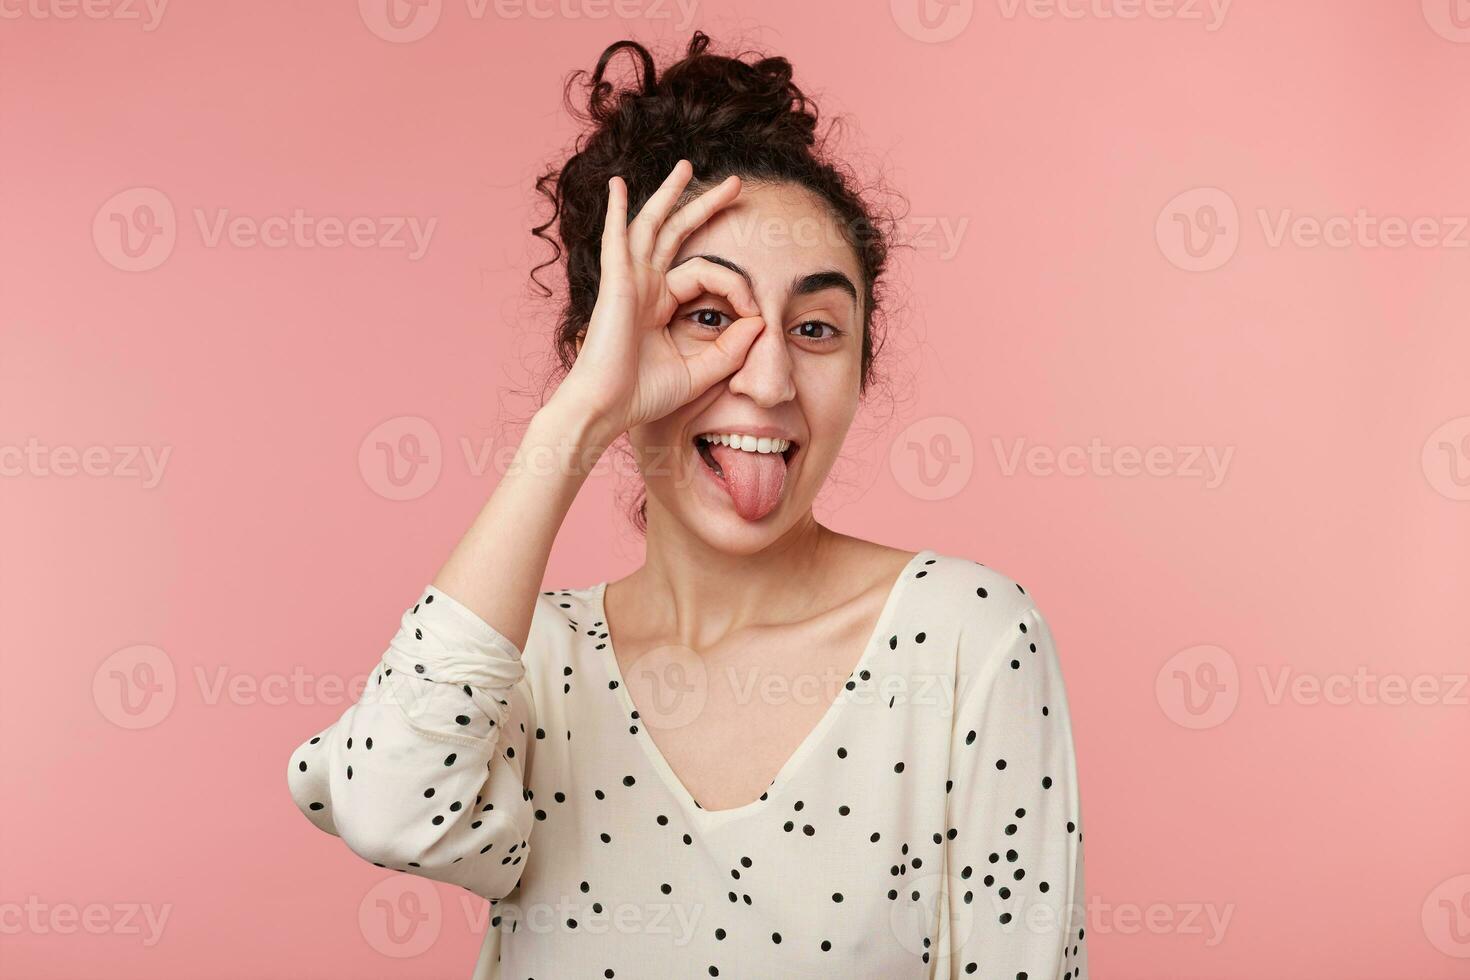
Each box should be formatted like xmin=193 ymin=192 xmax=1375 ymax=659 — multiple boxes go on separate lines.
xmin=288 ymin=32 xmax=1087 ymax=979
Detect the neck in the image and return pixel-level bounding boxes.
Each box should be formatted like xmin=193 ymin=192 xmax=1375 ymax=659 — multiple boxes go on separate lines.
xmin=625 ymin=506 xmax=848 ymax=648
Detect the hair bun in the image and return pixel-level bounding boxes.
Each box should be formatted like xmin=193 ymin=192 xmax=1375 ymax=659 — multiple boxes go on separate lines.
xmin=582 ymin=32 xmax=816 ymax=152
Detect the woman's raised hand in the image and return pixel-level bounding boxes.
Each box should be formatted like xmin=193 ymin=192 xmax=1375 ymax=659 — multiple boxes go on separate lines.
xmin=554 ymin=160 xmax=766 ymax=439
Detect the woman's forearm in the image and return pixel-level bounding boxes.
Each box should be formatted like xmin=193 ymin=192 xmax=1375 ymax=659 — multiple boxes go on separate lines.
xmin=431 ymin=394 xmax=621 ymax=650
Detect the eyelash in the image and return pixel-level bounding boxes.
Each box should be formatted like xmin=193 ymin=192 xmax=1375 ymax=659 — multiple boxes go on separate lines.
xmin=685 ymin=308 xmax=845 ymax=344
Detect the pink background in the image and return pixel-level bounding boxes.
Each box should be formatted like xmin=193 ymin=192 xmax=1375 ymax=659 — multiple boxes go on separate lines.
xmin=4 ymin=1 xmax=1469 ymax=977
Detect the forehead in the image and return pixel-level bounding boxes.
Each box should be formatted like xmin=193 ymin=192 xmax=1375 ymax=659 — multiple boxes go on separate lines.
xmin=672 ymin=181 xmax=864 ymax=294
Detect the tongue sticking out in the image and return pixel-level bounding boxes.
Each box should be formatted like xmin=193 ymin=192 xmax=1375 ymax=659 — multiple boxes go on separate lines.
xmin=708 ymin=444 xmax=788 ymax=522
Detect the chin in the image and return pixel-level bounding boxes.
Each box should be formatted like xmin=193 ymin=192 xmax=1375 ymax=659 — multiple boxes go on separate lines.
xmin=685 ymin=511 xmax=798 ymax=557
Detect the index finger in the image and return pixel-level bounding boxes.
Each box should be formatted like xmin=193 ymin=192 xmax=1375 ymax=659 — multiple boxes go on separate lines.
xmin=650 ymin=174 xmax=741 ymax=270
xmin=664 ymin=256 xmax=759 ymax=318
xmin=627 ymin=159 xmax=694 ymax=260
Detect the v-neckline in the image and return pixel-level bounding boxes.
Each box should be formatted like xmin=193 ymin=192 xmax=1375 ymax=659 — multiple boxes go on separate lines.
xmin=588 ymin=547 xmax=935 ymax=829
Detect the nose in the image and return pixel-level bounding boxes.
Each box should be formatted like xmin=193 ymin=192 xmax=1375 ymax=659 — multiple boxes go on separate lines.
xmin=725 ymin=306 xmax=796 ymax=407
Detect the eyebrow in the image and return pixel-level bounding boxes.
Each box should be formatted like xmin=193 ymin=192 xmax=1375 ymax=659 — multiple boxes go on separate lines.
xmin=683 ymin=253 xmax=858 ymax=307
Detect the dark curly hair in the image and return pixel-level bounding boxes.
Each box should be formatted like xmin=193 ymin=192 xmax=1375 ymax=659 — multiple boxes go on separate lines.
xmin=529 ymin=31 xmax=898 ymax=531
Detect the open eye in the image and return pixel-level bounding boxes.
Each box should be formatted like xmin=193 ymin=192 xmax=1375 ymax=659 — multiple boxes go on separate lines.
xmin=790 ymin=320 xmax=843 ymax=344
xmin=683 ymin=308 xmax=732 ymax=332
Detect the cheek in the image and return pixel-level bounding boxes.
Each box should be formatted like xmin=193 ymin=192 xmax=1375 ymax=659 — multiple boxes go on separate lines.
xmin=626 ymin=426 xmax=664 ymax=474
xmin=629 ymin=412 xmax=699 ymax=475
xmin=667 ymin=322 xmax=708 ymax=358
xmin=792 ymin=360 xmax=862 ymax=437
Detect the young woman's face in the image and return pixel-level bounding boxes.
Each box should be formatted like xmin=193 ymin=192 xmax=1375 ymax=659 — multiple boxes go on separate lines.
xmin=629 ymin=180 xmax=866 ymax=555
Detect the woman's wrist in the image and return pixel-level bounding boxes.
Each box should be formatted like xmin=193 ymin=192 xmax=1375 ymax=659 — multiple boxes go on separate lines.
xmin=525 ymin=395 xmax=623 ymax=473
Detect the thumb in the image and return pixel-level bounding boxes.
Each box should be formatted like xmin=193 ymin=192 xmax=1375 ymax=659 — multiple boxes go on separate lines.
xmin=684 ymin=315 xmax=764 ymax=396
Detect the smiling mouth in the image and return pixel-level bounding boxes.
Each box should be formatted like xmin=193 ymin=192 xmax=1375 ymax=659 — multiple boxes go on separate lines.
xmin=693 ymin=433 xmax=799 ymax=479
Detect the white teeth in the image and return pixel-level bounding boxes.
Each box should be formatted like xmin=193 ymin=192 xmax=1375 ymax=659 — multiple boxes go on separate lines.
xmin=697 ymin=432 xmax=792 ymax=454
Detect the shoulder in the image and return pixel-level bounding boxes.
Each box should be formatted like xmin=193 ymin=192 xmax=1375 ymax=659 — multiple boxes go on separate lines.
xmin=528 ymin=586 xmax=599 ymax=637
xmin=908 ymin=550 xmax=1061 ymax=681
xmin=906 ymin=550 xmax=1045 ymax=623
xmin=928 ymin=554 xmax=1076 ymax=727
xmin=517 ymin=585 xmax=606 ymax=670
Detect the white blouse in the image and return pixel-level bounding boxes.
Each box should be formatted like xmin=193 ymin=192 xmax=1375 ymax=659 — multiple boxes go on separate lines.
xmin=287 ymin=548 xmax=1088 ymax=979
